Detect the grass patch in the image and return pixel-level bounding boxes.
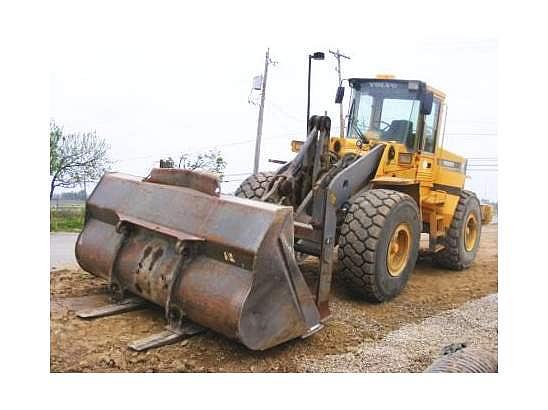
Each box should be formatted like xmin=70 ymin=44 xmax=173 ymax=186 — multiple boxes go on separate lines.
xmin=50 ymin=206 xmax=84 ymax=232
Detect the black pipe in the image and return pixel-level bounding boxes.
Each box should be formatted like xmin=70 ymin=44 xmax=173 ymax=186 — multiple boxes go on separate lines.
xmin=306 ymin=52 xmax=324 ymax=135
xmin=306 ymin=55 xmax=312 ymax=135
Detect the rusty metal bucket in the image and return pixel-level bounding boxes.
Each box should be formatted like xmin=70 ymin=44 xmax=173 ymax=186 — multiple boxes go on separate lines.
xmin=75 ymin=169 xmax=321 ymax=350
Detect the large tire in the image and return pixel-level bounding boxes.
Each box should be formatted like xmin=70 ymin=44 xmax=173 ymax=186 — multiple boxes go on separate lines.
xmin=235 ymin=171 xmax=311 ymax=264
xmin=434 ymin=190 xmax=481 ymax=270
xmin=234 ymin=172 xmax=275 ymax=200
xmin=425 ymin=347 xmax=498 ymax=373
xmin=338 ymin=189 xmax=421 ymax=303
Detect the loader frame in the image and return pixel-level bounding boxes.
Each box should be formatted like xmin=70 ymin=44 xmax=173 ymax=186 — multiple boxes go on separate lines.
xmin=258 ymin=115 xmax=385 ymax=318
xmin=74 ymin=73 xmax=483 ymax=352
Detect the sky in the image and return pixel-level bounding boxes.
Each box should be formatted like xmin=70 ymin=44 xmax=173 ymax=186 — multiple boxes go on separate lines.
xmin=49 ymin=4 xmax=497 ymax=201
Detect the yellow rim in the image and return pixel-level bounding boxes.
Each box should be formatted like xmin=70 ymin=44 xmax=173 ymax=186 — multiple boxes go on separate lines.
xmin=387 ymin=223 xmax=411 ymax=277
xmin=464 ymin=213 xmax=478 ymax=251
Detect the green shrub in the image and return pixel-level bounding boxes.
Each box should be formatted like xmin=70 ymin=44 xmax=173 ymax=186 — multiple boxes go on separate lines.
xmin=50 ymin=206 xmax=85 ymax=232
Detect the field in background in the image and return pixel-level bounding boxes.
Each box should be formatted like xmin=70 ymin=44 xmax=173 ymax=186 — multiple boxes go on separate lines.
xmin=50 ymin=201 xmax=85 ymax=232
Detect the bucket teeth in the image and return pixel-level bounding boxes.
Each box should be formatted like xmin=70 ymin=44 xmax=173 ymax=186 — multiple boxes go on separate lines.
xmin=300 ymin=323 xmax=324 ymax=339
xmin=76 ymin=296 xmax=148 ymax=319
xmin=128 ymin=322 xmax=204 ymax=351
xmin=75 ymin=291 xmax=205 ymax=352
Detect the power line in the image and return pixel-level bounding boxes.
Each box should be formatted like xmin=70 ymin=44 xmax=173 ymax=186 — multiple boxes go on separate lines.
xmin=467 ymin=160 xmax=498 ymax=163
xmin=112 ymin=132 xmax=499 ymax=164
xmin=269 ymin=101 xmax=303 ymax=124
xmin=223 ymin=172 xmax=252 ymax=178
xmin=114 ymin=155 xmax=164 ymax=162
xmin=445 ymin=132 xmax=497 ymax=136
xmin=222 ymin=178 xmax=246 ymax=183
xmin=180 ymin=130 xmax=301 ymax=154
xmin=111 ymin=131 xmax=302 ymax=164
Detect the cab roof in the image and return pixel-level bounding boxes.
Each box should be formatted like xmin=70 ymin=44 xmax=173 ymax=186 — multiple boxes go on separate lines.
xmin=348 ymin=77 xmax=446 ymax=101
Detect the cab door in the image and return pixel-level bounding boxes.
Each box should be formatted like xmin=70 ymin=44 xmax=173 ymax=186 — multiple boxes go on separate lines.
xmin=416 ymin=98 xmax=441 ymax=186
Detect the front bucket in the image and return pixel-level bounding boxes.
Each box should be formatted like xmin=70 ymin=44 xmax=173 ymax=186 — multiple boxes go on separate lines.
xmin=76 ymin=170 xmax=321 ymax=350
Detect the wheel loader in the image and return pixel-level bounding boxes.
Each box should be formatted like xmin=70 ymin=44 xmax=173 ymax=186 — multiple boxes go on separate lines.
xmin=75 ymin=75 xmax=484 ymax=351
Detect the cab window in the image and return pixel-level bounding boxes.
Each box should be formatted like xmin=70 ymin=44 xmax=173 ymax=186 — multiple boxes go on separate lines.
xmin=422 ymin=99 xmax=440 ymax=153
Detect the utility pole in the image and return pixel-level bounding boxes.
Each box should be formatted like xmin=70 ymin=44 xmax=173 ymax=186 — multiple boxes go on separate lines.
xmin=329 ymin=49 xmax=350 ymax=137
xmin=253 ymin=48 xmax=276 ymax=175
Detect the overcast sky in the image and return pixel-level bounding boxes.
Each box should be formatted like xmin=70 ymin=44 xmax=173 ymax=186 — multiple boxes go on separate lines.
xmin=50 ymin=4 xmax=497 ymax=200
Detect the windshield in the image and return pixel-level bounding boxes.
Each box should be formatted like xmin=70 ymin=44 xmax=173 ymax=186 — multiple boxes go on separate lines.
xmin=347 ymin=80 xmax=421 ymax=147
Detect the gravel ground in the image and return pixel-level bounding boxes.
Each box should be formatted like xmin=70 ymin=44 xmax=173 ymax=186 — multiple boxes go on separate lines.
xmin=298 ymin=293 xmax=498 ymax=372
xmin=50 ymin=224 xmax=498 ymax=373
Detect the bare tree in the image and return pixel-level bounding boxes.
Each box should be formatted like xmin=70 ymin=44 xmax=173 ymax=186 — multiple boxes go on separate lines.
xmin=161 ymin=149 xmax=227 ymax=179
xmin=49 ymin=120 xmax=111 ymax=199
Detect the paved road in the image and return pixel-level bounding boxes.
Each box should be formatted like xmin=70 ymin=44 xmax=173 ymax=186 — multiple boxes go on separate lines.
xmin=49 ymin=225 xmax=494 ymax=271
xmin=50 ymin=232 xmax=79 ymax=269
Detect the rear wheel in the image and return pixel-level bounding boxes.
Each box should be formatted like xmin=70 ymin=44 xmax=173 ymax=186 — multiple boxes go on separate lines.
xmin=234 ymin=172 xmax=275 ymax=200
xmin=338 ymin=189 xmax=420 ymax=302
xmin=434 ymin=191 xmax=481 ymax=270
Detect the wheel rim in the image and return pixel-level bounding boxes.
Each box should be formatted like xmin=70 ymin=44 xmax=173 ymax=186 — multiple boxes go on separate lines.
xmin=387 ymin=223 xmax=411 ymax=277
xmin=464 ymin=212 xmax=478 ymax=251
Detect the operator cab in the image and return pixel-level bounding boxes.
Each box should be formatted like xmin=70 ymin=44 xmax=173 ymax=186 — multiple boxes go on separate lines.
xmin=344 ymin=77 xmax=444 ymax=153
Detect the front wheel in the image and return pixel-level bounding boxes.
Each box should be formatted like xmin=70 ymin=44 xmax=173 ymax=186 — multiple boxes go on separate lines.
xmin=338 ymin=189 xmax=421 ymax=303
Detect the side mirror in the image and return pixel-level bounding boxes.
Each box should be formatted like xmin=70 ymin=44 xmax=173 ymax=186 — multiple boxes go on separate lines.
xmin=421 ymin=92 xmax=433 ymax=115
xmin=335 ymin=86 xmax=345 ymax=104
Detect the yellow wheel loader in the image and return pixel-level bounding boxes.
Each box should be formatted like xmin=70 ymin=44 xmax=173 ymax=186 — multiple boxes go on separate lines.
xmin=75 ymin=76 xmax=484 ymax=351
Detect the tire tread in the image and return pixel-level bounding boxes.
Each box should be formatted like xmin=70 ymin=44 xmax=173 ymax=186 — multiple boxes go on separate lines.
xmin=338 ymin=189 xmax=419 ymax=302
xmin=234 ymin=172 xmax=275 ymax=199
xmin=434 ymin=190 xmax=481 ymax=270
